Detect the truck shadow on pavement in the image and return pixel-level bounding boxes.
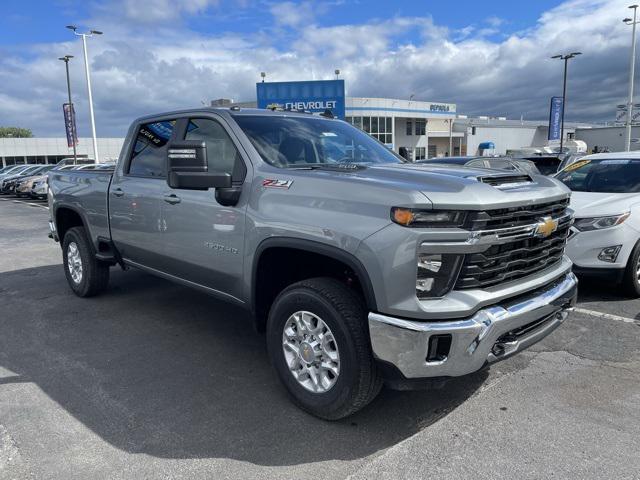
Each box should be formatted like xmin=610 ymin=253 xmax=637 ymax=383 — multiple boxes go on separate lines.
xmin=0 ymin=264 xmax=487 ymax=466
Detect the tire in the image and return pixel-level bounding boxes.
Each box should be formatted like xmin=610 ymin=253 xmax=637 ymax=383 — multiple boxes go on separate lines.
xmin=622 ymin=241 xmax=640 ymax=297
xmin=62 ymin=226 xmax=110 ymax=297
xmin=267 ymin=277 xmax=382 ymax=420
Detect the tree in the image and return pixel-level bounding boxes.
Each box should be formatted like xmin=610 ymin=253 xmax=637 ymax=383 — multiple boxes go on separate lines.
xmin=0 ymin=127 xmax=33 ymax=138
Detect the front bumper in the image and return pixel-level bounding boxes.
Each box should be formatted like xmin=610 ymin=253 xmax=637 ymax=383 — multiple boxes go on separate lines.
xmin=369 ymin=271 xmax=577 ymax=379
xmin=566 ymin=224 xmax=637 ymax=270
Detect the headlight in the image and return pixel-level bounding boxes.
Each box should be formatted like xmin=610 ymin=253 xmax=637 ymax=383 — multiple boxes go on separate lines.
xmin=392 ymin=208 xmax=466 ymax=228
xmin=574 ymin=212 xmax=630 ymax=231
xmin=416 ymin=253 xmax=463 ymax=298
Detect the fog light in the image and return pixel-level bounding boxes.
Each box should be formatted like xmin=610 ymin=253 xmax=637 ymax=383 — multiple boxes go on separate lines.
xmin=418 ymin=254 xmax=442 ymax=273
xmin=416 ymin=253 xmax=463 ymax=298
xmin=598 ymin=245 xmax=622 ymax=263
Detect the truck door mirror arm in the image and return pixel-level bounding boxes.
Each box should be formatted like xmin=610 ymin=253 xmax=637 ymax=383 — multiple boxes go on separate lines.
xmin=215 ymin=186 xmax=242 ymax=206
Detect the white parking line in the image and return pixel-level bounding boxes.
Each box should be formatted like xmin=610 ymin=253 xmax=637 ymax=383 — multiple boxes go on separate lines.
xmin=574 ymin=307 xmax=639 ymax=324
xmin=11 ymin=199 xmax=48 ymax=210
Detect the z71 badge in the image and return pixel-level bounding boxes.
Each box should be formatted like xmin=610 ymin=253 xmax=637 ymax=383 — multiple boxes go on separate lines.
xmin=262 ymin=179 xmax=293 ymax=189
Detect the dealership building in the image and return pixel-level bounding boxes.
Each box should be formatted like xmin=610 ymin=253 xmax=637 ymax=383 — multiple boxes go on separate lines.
xmin=0 ymin=137 xmax=124 ymax=167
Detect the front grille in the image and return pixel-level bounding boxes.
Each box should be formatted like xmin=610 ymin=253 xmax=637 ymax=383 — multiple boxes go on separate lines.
xmin=455 ymin=198 xmax=571 ymax=290
xmin=466 ymin=197 xmax=570 ymax=231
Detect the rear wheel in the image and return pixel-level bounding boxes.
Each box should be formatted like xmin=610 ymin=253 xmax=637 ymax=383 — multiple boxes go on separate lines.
xmin=623 ymin=241 xmax=640 ymax=297
xmin=62 ymin=226 xmax=110 ymax=297
xmin=267 ymin=277 xmax=382 ymax=420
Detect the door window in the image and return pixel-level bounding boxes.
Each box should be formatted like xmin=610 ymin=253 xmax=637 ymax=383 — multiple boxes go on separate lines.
xmin=185 ymin=118 xmax=245 ymax=179
xmin=128 ymin=120 xmax=176 ymax=177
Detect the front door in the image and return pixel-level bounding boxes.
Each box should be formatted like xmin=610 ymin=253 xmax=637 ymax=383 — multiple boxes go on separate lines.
xmin=109 ymin=119 xmax=176 ymax=269
xmin=161 ymin=116 xmax=248 ymax=300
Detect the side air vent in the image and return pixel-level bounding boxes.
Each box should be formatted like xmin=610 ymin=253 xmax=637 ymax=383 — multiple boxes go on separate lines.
xmin=478 ymin=174 xmax=534 ymax=189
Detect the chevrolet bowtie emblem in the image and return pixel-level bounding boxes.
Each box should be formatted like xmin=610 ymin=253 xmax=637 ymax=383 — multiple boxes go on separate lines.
xmin=534 ymin=216 xmax=558 ymax=238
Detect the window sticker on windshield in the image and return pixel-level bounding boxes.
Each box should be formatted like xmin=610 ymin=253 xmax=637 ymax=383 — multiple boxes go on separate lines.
xmin=563 ymin=159 xmax=590 ymax=172
xmin=600 ymin=159 xmax=631 ymax=165
xmin=321 ymin=132 xmax=337 ymax=137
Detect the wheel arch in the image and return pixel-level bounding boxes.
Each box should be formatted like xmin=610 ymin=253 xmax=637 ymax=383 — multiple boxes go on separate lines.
xmin=54 ymin=204 xmax=89 ymax=245
xmin=251 ymin=238 xmax=378 ymax=332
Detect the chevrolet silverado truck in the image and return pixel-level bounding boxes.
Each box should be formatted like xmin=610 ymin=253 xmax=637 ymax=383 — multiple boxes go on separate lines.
xmin=48 ymin=107 xmax=577 ymax=419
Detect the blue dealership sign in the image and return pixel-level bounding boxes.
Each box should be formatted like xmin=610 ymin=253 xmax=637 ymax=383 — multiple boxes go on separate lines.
xmin=256 ymin=80 xmax=346 ymax=119
xmin=548 ymin=96 xmax=564 ymax=141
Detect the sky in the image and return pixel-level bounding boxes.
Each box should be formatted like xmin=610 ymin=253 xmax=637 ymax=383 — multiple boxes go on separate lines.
xmin=0 ymin=0 xmax=635 ymax=137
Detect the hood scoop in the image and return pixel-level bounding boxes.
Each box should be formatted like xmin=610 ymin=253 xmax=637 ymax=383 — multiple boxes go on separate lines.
xmin=476 ymin=174 xmax=535 ymax=190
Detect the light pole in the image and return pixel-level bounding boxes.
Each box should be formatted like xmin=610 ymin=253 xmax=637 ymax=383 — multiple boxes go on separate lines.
xmin=58 ymin=55 xmax=77 ymax=164
xmin=551 ymin=52 xmax=582 ymax=154
xmin=624 ymin=5 xmax=639 ymax=151
xmin=335 ymin=69 xmax=340 ymax=79
xmin=260 ymin=71 xmax=266 ymax=83
xmin=66 ymin=25 xmax=102 ymax=163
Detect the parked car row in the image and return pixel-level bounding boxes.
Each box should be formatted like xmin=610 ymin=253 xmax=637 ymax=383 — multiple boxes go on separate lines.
xmin=0 ymin=161 xmax=114 ymax=200
xmin=417 ymin=152 xmax=585 ymax=176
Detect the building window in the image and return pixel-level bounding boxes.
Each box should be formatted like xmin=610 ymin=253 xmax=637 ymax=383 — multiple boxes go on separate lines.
xmin=415 ymin=119 xmax=426 ymax=136
xmin=406 ymin=120 xmax=412 ymax=136
xmin=347 ymin=116 xmax=392 ymax=144
xmin=428 ymin=145 xmax=437 ymax=158
xmin=415 ymin=147 xmax=426 ymax=160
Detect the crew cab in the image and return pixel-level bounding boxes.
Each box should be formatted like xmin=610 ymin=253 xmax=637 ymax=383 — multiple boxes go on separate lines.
xmin=48 ymin=108 xmax=577 ymax=419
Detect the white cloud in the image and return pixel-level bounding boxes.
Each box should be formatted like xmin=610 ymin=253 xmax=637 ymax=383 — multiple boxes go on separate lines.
xmin=269 ymin=1 xmax=317 ymax=27
xmin=0 ymin=0 xmax=635 ymax=137
xmin=118 ymin=0 xmax=221 ymax=23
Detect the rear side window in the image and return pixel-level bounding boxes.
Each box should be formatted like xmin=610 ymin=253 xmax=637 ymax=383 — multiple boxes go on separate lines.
xmin=487 ymin=159 xmax=518 ymax=171
xmin=128 ymin=120 xmax=176 ymax=177
xmin=184 ymin=118 xmax=245 ymax=179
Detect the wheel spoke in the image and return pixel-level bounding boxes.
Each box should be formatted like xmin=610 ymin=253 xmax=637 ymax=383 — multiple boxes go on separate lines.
xmin=282 ymin=310 xmax=341 ymax=394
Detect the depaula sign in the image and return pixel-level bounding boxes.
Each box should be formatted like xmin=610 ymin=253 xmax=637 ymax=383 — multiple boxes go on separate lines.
xmin=548 ymin=96 xmax=564 ymax=141
xmin=257 ymin=80 xmax=346 ymax=119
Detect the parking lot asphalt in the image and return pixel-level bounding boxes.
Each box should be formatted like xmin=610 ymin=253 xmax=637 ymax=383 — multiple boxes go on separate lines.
xmin=0 ymin=197 xmax=639 ymax=480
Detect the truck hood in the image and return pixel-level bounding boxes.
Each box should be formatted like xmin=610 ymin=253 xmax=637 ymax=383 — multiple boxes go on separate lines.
xmin=339 ymin=163 xmax=570 ymax=209
xmin=569 ymin=191 xmax=640 ymax=217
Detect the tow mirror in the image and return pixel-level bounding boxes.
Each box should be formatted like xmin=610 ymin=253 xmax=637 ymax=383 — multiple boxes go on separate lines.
xmin=167 ymin=141 xmax=232 ymax=190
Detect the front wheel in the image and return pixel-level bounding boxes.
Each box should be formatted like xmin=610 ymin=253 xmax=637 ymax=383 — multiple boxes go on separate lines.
xmin=267 ymin=277 xmax=382 ymax=420
xmin=623 ymin=241 xmax=640 ymax=297
xmin=62 ymin=226 xmax=110 ymax=297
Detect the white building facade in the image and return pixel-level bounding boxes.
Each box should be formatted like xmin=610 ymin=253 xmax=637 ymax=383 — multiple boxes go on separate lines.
xmin=0 ymin=137 xmax=124 ymax=167
xmin=344 ymin=97 xmax=463 ymax=160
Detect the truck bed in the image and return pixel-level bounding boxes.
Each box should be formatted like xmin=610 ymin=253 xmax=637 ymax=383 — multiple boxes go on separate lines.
xmin=48 ymin=169 xmax=114 ymax=249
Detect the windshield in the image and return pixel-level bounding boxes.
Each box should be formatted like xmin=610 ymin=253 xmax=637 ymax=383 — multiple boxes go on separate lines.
xmin=556 ymin=158 xmax=640 ymax=193
xmin=233 ymin=115 xmax=404 ymax=168
xmin=4 ymin=166 xmax=27 ymax=174
xmin=20 ymin=166 xmax=40 ymax=175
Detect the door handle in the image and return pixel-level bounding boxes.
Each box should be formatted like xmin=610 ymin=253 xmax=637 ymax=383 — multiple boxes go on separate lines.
xmin=163 ymin=194 xmax=181 ymax=205
xmin=112 ymin=188 xmax=124 ymax=197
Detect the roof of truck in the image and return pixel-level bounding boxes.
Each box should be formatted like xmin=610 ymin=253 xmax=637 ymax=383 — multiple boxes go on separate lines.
xmin=134 ymin=107 xmax=339 ymax=124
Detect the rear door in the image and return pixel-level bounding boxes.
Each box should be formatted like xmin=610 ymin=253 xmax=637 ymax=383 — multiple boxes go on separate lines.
xmin=109 ymin=118 xmax=177 ymax=269
xmin=160 ymin=115 xmax=248 ymax=300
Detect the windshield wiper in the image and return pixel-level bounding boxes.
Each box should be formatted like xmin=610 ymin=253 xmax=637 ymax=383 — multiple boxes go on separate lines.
xmin=284 ymin=163 xmax=367 ymax=171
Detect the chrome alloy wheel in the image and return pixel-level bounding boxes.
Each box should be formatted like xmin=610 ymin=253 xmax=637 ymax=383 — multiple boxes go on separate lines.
xmin=282 ymin=310 xmax=341 ymax=393
xmin=67 ymin=242 xmax=83 ymax=284
xmin=636 ymin=255 xmax=640 ymax=282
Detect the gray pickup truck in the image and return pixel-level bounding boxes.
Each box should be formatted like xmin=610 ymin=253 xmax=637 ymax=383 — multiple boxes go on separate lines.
xmin=48 ymin=107 xmax=577 ymax=419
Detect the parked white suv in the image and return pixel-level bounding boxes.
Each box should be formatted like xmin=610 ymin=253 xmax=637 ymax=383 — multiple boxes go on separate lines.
xmin=557 ymin=152 xmax=640 ymax=295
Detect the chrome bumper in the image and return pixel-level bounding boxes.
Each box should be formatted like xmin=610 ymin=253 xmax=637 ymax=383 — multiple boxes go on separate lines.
xmin=369 ymin=272 xmax=578 ymax=379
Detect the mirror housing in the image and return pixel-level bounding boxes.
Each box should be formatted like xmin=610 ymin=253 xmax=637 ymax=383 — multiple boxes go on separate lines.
xmin=166 ymin=141 xmax=232 ymax=190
